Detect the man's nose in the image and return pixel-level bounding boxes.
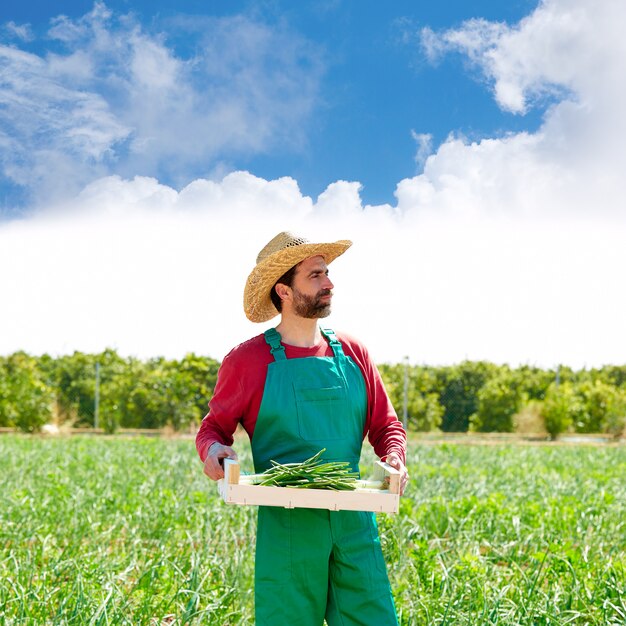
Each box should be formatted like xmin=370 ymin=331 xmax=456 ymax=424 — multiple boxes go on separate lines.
xmin=324 ymin=276 xmax=334 ymax=290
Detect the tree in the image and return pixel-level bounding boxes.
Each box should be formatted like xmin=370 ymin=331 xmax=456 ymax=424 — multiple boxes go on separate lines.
xmin=514 ymin=365 xmax=554 ymax=401
xmin=605 ymin=388 xmax=626 ymax=437
xmin=0 ymin=352 xmax=54 ymax=432
xmin=379 ymin=363 xmax=444 ymax=431
xmin=98 ymin=356 xmax=146 ymax=433
xmin=541 ymin=382 xmax=577 ymax=439
xmin=470 ymin=373 xmax=521 ymax=433
xmin=96 ymin=353 xmax=221 ymax=432
xmin=378 ymin=363 xmax=403 ymax=412
xmin=590 ymin=365 xmax=626 ymax=389
xmin=0 ymin=356 xmax=9 ymax=428
xmin=407 ymin=392 xmax=444 ymax=431
xmin=47 ymin=351 xmax=98 ymax=427
xmin=437 ymin=361 xmax=495 ymax=432
xmin=574 ymin=379 xmax=626 ymax=434
xmin=178 ymin=352 xmax=220 ymax=426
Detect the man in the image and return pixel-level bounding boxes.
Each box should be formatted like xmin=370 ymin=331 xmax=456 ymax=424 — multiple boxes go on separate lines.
xmin=196 ymin=231 xmax=408 ymax=626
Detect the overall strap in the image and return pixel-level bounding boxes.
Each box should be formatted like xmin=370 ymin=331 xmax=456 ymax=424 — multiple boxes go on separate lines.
xmin=264 ymin=328 xmax=286 ymax=361
xmin=320 ymin=327 xmax=344 ymax=358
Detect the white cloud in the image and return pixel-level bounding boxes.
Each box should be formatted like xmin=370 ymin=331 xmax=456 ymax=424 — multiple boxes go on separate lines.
xmin=1 ymin=172 xmax=624 ymax=368
xmin=420 ymin=0 xmax=626 ymax=115
xmin=409 ymin=0 xmax=626 ymax=219
xmin=0 ymin=3 xmax=324 ymax=203
xmin=0 ymin=42 xmax=131 ymax=197
xmin=411 ymin=131 xmax=433 ymax=171
xmin=4 ymin=21 xmax=34 ymax=42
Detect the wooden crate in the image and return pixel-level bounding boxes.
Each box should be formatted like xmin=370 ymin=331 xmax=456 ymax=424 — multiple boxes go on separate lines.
xmin=217 ymin=459 xmax=401 ymax=513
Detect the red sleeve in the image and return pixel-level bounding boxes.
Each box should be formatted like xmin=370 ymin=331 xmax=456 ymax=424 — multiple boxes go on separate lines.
xmin=195 ymin=355 xmax=243 ymax=461
xmin=195 ymin=335 xmax=270 ymax=462
xmin=337 ymin=332 xmax=407 ymax=464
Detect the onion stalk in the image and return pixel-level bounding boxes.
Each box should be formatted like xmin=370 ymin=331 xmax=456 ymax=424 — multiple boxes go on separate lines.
xmin=250 ymin=448 xmax=360 ymax=491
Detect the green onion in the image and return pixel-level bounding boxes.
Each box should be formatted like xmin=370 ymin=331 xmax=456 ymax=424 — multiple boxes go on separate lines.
xmin=251 ymin=448 xmax=359 ymax=491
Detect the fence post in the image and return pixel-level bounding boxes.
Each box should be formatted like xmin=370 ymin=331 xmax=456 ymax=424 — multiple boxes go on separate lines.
xmin=94 ymin=362 xmax=100 ymax=430
xmin=403 ymin=355 xmax=409 ymax=431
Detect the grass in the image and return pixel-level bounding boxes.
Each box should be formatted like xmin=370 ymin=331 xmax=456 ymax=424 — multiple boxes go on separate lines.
xmin=387 ymin=441 xmax=626 ymax=625
xmin=1 ymin=435 xmax=625 ymax=625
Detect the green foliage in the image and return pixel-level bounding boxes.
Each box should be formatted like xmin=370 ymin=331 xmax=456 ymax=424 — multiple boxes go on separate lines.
xmin=514 ymin=365 xmax=554 ymax=401
xmin=437 ymin=361 xmax=495 ymax=432
xmin=589 ymin=364 xmax=626 ymax=388
xmin=470 ymin=372 xmax=522 ymax=432
xmin=1 ymin=436 xmax=625 ymax=624
xmin=0 ymin=436 xmax=256 ymax=623
xmin=44 ymin=351 xmax=99 ymax=426
xmin=378 ymin=364 xmax=444 ymax=431
xmin=407 ymin=367 xmax=444 ymax=431
xmin=387 ymin=443 xmax=626 ymax=624
xmin=2 ymin=350 xmax=626 ymax=436
xmin=605 ymin=391 xmax=626 ymax=437
xmin=24 ymin=349 xmax=221 ymax=433
xmin=349 ymin=360 xmax=626 ymax=436
xmin=377 ymin=363 xmax=403 ymax=411
xmin=0 ymin=352 xmax=54 ymax=432
xmin=573 ymin=379 xmax=626 ymax=435
xmin=95 ymin=352 xmax=220 ymax=433
xmin=541 ymin=382 xmax=577 ymax=439
xmin=96 ymin=350 xmax=136 ymax=433
xmin=540 ymin=379 xmax=626 ymax=439
xmin=407 ymin=391 xmax=444 ymax=431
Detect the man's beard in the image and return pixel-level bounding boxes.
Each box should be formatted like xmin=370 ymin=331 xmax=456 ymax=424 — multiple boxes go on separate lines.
xmin=292 ymin=287 xmax=332 ymax=319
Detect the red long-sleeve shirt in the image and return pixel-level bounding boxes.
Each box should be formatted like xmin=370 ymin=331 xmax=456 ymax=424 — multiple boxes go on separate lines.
xmin=196 ymin=330 xmax=406 ymax=464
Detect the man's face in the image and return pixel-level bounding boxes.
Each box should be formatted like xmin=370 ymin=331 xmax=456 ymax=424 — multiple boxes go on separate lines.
xmin=291 ymin=255 xmax=335 ymax=319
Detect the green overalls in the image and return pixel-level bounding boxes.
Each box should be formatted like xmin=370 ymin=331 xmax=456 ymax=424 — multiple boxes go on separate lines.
xmin=251 ymin=328 xmax=398 ymax=626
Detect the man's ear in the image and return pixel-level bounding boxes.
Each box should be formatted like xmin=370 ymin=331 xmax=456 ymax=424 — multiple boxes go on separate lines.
xmin=275 ymin=283 xmax=291 ymax=302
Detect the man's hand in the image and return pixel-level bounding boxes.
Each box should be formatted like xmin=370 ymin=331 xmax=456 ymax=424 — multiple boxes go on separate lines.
xmin=385 ymin=452 xmax=409 ymax=495
xmin=203 ymin=442 xmax=238 ymax=481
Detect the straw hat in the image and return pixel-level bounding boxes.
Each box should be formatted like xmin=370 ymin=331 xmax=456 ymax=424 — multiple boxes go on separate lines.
xmin=244 ymin=231 xmax=352 ymax=323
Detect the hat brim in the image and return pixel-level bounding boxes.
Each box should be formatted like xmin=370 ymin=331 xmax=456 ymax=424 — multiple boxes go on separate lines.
xmin=243 ymin=240 xmax=352 ymax=323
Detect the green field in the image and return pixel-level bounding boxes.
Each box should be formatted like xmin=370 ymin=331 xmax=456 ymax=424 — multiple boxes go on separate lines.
xmin=1 ymin=435 xmax=625 ymax=625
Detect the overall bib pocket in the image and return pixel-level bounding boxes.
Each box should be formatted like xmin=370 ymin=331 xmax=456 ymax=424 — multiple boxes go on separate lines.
xmin=293 ymin=384 xmax=349 ymax=441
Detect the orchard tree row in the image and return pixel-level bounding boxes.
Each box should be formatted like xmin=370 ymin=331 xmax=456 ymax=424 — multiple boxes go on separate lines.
xmin=0 ymin=350 xmax=219 ymax=434
xmin=1 ymin=351 xmax=625 ymax=437
xmin=379 ymin=362 xmax=626 ymax=438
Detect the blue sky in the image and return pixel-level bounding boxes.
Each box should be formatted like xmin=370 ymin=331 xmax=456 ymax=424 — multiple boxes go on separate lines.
xmin=1 ymin=0 xmax=625 ymax=367
xmin=0 ymin=0 xmax=544 ymax=210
